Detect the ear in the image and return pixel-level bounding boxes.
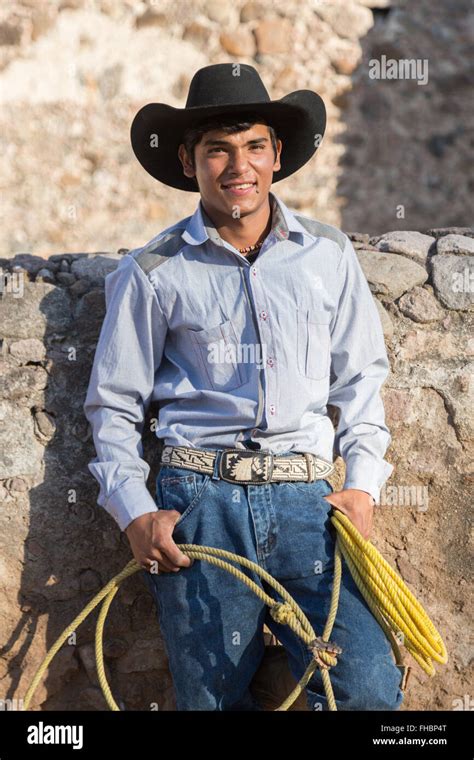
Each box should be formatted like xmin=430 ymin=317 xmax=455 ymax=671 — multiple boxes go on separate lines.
xmin=273 ymin=138 xmax=282 ymax=172
xmin=178 ymin=144 xmax=196 ymax=179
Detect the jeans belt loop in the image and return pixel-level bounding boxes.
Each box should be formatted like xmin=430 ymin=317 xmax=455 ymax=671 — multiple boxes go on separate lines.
xmin=212 ymin=450 xmax=222 ymax=481
xmin=304 ymin=452 xmax=315 ymax=483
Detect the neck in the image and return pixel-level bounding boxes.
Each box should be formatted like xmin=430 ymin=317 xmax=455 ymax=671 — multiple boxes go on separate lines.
xmin=201 ymin=194 xmax=273 ymax=252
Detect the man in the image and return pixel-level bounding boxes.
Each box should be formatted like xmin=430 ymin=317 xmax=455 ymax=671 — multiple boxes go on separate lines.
xmin=83 ymin=63 xmax=404 ymax=711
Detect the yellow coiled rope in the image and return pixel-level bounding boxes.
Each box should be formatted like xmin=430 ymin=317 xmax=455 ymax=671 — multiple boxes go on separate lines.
xmin=22 ymin=509 xmax=447 ymax=712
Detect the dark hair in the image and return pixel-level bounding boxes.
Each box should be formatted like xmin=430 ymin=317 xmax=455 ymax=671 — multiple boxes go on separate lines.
xmin=181 ymin=112 xmax=279 ymax=176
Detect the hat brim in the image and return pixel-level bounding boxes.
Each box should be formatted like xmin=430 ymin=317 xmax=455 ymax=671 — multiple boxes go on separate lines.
xmin=130 ymin=90 xmax=326 ymax=191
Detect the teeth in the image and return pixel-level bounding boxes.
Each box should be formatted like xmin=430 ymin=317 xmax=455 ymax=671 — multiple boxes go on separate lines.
xmin=224 ymin=183 xmax=254 ymax=189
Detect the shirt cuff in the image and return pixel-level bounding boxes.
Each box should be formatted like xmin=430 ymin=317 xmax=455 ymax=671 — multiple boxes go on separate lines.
xmin=342 ymin=456 xmax=394 ymax=505
xmin=103 ymin=479 xmax=158 ymax=532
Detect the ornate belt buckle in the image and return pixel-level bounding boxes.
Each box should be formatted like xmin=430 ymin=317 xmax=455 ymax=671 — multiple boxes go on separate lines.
xmin=219 ymin=449 xmax=274 ymax=484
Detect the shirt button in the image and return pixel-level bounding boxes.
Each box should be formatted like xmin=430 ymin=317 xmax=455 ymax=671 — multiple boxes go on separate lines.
xmin=269 ymin=404 xmax=276 ymax=415
xmin=267 ymin=357 xmax=274 ymax=368
xmin=259 ymin=311 xmax=267 ymax=320
xmin=252 ymin=267 xmax=257 ymax=276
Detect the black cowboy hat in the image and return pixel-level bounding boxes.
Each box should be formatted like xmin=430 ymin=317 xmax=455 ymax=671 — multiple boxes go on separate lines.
xmin=130 ymin=63 xmax=326 ymax=192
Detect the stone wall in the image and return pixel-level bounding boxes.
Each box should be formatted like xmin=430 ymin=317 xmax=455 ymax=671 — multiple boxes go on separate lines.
xmin=0 ymin=226 xmax=472 ymax=711
xmin=1 ymin=0 xmax=472 ymax=255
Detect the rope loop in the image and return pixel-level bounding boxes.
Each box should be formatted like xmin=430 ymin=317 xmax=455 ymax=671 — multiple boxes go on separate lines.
xmin=22 ymin=507 xmax=448 ymax=712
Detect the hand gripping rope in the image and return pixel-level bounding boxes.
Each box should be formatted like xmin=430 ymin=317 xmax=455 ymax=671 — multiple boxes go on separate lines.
xmin=22 ymin=509 xmax=447 ymax=711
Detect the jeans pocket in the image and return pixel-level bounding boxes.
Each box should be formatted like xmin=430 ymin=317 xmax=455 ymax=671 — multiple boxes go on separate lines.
xmin=157 ymin=466 xmax=211 ymax=526
xmin=285 ymin=478 xmax=334 ymax=498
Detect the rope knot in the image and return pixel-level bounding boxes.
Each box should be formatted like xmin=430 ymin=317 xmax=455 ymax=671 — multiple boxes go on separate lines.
xmin=308 ymin=636 xmax=343 ymax=671
xmin=270 ymin=602 xmax=296 ymax=626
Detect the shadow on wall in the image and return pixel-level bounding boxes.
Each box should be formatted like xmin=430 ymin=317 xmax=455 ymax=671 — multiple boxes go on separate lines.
xmin=0 ymin=255 xmax=171 ymax=711
xmin=334 ymin=0 xmax=472 ymax=234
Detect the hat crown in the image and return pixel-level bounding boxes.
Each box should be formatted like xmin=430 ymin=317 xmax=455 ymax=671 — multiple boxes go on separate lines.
xmin=185 ymin=63 xmax=270 ymax=109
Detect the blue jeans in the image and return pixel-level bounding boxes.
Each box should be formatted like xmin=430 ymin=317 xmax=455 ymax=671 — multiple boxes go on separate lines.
xmin=141 ymin=453 xmax=405 ymax=711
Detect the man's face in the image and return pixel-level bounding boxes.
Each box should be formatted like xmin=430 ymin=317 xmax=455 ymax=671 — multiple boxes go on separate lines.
xmin=178 ymin=123 xmax=282 ymax=217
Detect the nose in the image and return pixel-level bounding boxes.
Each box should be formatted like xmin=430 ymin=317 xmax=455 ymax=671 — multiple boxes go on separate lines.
xmin=227 ymin=147 xmax=250 ymax=175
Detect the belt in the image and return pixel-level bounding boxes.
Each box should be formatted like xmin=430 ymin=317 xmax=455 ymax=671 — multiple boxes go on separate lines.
xmin=160 ymin=444 xmax=335 ymax=485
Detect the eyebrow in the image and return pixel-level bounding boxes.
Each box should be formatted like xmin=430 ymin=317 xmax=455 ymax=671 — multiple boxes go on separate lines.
xmin=203 ymin=137 xmax=269 ymax=147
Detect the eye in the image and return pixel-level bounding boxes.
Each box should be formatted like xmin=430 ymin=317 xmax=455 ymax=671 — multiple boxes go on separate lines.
xmin=208 ymin=145 xmax=265 ymax=154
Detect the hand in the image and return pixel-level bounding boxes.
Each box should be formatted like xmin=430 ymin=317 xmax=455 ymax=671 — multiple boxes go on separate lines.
xmin=125 ymin=511 xmax=193 ymax=574
xmin=323 ymin=488 xmax=375 ymax=541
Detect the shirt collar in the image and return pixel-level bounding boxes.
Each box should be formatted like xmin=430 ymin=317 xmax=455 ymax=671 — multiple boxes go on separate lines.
xmin=181 ymin=191 xmax=308 ymax=249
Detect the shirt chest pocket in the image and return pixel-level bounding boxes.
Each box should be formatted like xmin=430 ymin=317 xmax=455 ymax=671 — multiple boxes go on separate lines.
xmin=187 ymin=319 xmax=245 ymax=392
xmin=297 ymin=308 xmax=331 ymax=381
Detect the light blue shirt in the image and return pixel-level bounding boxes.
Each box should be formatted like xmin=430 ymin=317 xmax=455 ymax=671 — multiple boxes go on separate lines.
xmin=83 ymin=191 xmax=394 ymax=531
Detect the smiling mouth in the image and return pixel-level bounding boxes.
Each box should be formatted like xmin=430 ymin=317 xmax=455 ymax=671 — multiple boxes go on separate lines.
xmin=221 ymin=182 xmax=257 ymax=190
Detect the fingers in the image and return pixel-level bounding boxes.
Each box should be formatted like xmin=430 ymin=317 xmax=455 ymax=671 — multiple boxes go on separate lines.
xmin=323 ymin=495 xmax=344 ymax=509
xmin=326 ymin=500 xmax=348 ymax=516
xmin=130 ymin=512 xmax=195 ymax=574
xmin=145 ymin=512 xmax=194 ymax=573
xmin=145 ymin=553 xmax=176 ymax=573
xmin=159 ymin=536 xmax=193 ymax=569
xmin=153 ymin=513 xmax=193 ymax=566
xmin=142 ymin=544 xmax=189 ymax=574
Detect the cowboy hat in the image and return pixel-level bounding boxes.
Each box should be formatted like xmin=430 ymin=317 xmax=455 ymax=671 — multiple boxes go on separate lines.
xmin=130 ymin=63 xmax=326 ymax=192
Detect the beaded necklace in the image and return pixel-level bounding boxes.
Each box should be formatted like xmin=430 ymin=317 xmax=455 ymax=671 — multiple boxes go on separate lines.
xmin=237 ymin=234 xmax=266 ymax=255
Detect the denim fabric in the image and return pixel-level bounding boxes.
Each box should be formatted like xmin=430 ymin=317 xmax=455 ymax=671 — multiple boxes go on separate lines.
xmin=142 ymin=455 xmax=405 ymax=711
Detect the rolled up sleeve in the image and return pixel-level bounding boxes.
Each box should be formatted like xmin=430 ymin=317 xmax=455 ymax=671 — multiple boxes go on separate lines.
xmin=328 ymin=235 xmax=394 ymax=503
xmin=83 ymin=253 xmax=167 ymax=531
